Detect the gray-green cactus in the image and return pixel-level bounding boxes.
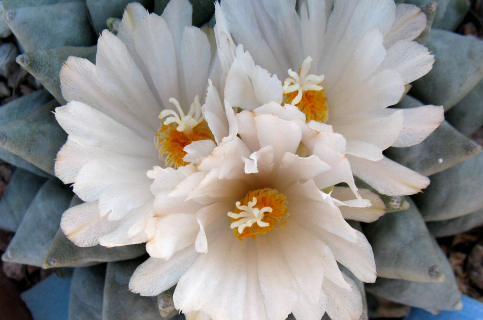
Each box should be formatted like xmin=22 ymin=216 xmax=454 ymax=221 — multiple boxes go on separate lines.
xmin=0 ymin=0 xmax=482 ymax=319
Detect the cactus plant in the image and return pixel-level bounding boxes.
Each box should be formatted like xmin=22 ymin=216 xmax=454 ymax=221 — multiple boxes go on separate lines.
xmin=0 ymin=0 xmax=482 ymax=319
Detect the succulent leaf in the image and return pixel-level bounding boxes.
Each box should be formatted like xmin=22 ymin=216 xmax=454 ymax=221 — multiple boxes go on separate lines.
xmin=21 ymin=273 xmax=72 ymax=320
xmin=365 ymin=236 xmax=462 ymax=311
xmin=403 ymin=0 xmax=469 ymax=31
xmin=0 ymin=90 xmax=53 ymax=125
xmin=363 ymin=197 xmax=444 ymax=283
xmin=0 ymin=42 xmax=18 ymax=77
xmin=411 ymin=29 xmax=483 ymax=111
xmin=104 ymin=257 xmax=169 ymax=320
xmin=386 ymin=120 xmax=482 ymax=176
xmin=445 ymin=78 xmax=483 ymax=136
xmin=427 ymin=207 xmax=483 ymax=237
xmin=1 ymin=178 xmax=73 ymax=267
xmin=68 ymin=264 xmax=106 ymax=320
xmin=86 ymin=0 xmax=153 ymax=34
xmin=2 ymin=0 xmax=82 ymax=10
xmin=414 ymin=151 xmax=483 ymax=221
xmin=434 ymin=0 xmax=470 ymax=30
xmin=0 ymin=2 xmax=12 ymax=38
xmin=0 ymin=100 xmax=67 ymax=175
xmin=0 ymin=90 xmax=54 ymax=176
xmin=44 ymin=229 xmax=147 ymax=269
xmin=16 ymin=45 xmax=97 ymax=104
xmin=0 ymin=148 xmax=51 ymax=177
xmin=2 ymin=2 xmax=96 ymax=52
xmin=44 ymin=195 xmax=146 ymax=268
xmin=0 ymin=168 xmax=47 ymax=232
xmin=414 ymin=1 xmax=437 ymax=45
xmin=154 ymin=0 xmax=214 ymax=27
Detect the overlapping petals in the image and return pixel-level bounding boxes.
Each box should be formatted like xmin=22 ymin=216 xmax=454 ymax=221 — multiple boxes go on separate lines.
xmin=130 ymin=105 xmax=379 ymax=320
xmin=56 ymin=0 xmax=216 ymax=247
xmin=217 ymin=0 xmax=444 ymax=196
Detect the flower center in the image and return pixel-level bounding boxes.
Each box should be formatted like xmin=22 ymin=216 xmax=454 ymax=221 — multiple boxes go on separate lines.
xmin=283 ymin=56 xmax=329 ymax=123
xmin=227 ymin=188 xmax=289 ymax=240
xmin=156 ymin=96 xmax=213 ymax=168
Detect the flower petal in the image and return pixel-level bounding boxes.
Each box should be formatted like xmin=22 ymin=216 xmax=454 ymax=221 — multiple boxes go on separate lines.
xmin=255 ymin=114 xmax=302 ymax=164
xmin=181 ymin=26 xmax=212 ymax=104
xmin=256 ymin=235 xmax=298 ymax=320
xmin=305 ymin=222 xmax=377 ymax=283
xmin=97 ymin=30 xmax=161 ymax=130
xmin=349 ymin=155 xmax=430 ymax=196
xmin=174 ymin=231 xmax=247 ymax=320
xmin=129 ymin=247 xmax=199 ymax=296
xmin=392 ymin=105 xmax=444 ymax=148
xmin=332 ymin=187 xmax=386 ymax=223
xmin=331 ymin=109 xmax=405 ymax=161
xmin=324 ymin=276 xmax=363 ymax=320
xmin=55 ymin=101 xmax=155 ymax=157
xmin=384 ymin=4 xmax=426 ymax=48
xmin=379 ymin=40 xmax=434 ymax=84
xmin=60 ymin=201 xmax=117 ymax=247
xmin=147 ymin=213 xmax=199 ymax=260
xmin=60 ymin=57 xmax=152 ymax=138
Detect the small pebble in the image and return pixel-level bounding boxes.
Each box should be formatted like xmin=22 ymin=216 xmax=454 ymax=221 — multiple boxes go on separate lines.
xmin=0 ymin=42 xmax=18 ymax=77
xmin=0 ymin=81 xmax=10 ymax=97
xmin=468 ymin=244 xmax=483 ymax=290
xmin=2 ymin=261 xmax=25 ymax=281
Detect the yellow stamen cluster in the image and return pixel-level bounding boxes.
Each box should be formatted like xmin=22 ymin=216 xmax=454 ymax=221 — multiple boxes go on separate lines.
xmin=284 ymin=88 xmax=328 ymax=123
xmin=228 ymin=188 xmax=289 ymax=240
xmin=156 ymin=96 xmax=213 ymax=168
xmin=155 ymin=121 xmax=213 ymax=168
xmin=283 ymin=56 xmax=329 ymax=123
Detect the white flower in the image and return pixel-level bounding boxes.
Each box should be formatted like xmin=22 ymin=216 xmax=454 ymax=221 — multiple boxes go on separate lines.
xmin=129 ymin=104 xmax=383 ymax=320
xmin=216 ymin=0 xmax=445 ymax=196
xmin=54 ymin=0 xmax=218 ymax=247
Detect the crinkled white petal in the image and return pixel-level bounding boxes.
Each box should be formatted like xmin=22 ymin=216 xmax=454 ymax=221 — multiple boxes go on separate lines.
xmin=311 ymin=224 xmax=377 ymax=283
xmin=61 ymin=201 xmax=118 ymax=247
xmin=277 ymin=152 xmax=330 ymax=187
xmin=55 ymin=138 xmax=156 ymax=184
xmin=202 ymin=81 xmax=228 ymax=144
xmin=99 ymin=201 xmax=154 ymax=247
xmin=324 ymin=275 xmax=363 ymax=320
xmin=349 ymin=155 xmax=430 ymax=196
xmin=332 ymin=187 xmax=386 ymax=223
xmin=255 ymin=114 xmax=302 ymax=163
xmin=96 ymin=30 xmax=161 ymax=130
xmin=174 ymin=231 xmax=247 ymax=320
xmin=130 ymin=247 xmax=199 ymax=296
xmin=147 ymin=213 xmax=199 ymax=260
xmin=183 ymin=139 xmax=217 ymax=164
xmin=384 ymin=3 xmax=426 ymax=48
xmin=286 ymin=180 xmax=359 ymax=243
xmin=55 ymin=101 xmax=155 ymax=157
xmin=253 ymin=102 xmax=306 ymax=122
xmin=181 ymin=27 xmax=212 ymax=104
xmin=133 ymin=13 xmax=179 ymax=111
xmin=59 ymin=57 xmax=152 ymax=139
xmin=256 ymin=235 xmax=298 ymax=320
xmin=331 ymin=109 xmax=405 ymax=161
xmin=378 ymin=40 xmax=434 ymax=84
xmin=392 ymin=105 xmax=444 ymax=148
xmin=72 ymin=160 xmax=146 ymax=202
